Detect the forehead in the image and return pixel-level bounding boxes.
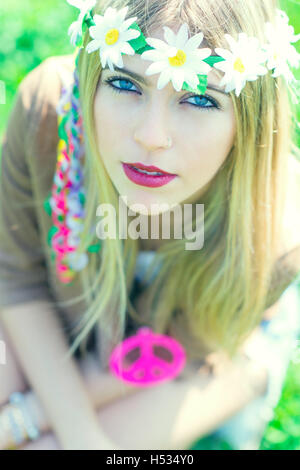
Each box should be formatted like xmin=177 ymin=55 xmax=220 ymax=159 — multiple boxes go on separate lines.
xmin=107 ymin=24 xmax=225 ymax=90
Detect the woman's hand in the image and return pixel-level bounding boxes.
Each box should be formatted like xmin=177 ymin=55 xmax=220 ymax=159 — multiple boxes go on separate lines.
xmin=20 ymin=433 xmax=123 ymax=450
xmin=62 ymin=434 xmax=123 ymax=451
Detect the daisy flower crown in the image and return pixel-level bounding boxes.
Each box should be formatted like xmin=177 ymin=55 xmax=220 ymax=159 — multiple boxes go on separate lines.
xmin=67 ymin=2 xmax=300 ymax=97
xmin=44 ymin=2 xmax=300 ymax=285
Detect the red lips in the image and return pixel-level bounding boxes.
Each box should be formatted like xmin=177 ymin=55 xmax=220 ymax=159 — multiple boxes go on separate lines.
xmin=124 ymin=162 xmax=176 ymax=176
xmin=122 ymin=163 xmax=177 ymax=188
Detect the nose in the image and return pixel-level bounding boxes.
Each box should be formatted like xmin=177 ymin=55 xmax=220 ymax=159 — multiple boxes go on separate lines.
xmin=133 ymin=101 xmax=172 ymax=152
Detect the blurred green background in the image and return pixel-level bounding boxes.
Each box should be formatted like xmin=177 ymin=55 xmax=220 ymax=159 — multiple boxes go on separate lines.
xmin=0 ymin=0 xmax=300 ymax=451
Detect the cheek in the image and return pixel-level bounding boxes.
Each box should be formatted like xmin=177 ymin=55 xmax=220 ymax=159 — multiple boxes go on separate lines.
xmin=181 ymin=112 xmax=236 ymax=175
xmin=94 ymin=91 xmax=131 ymax=149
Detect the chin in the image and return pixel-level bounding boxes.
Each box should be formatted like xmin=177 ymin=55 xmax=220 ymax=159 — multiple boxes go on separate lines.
xmin=129 ymin=204 xmax=162 ymax=217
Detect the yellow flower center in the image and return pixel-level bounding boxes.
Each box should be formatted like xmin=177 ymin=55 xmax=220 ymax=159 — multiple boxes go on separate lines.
xmin=168 ymin=49 xmax=187 ymax=67
xmin=233 ymin=57 xmax=245 ymax=74
xmin=105 ymin=28 xmax=119 ymax=45
xmin=273 ymin=53 xmax=278 ymax=61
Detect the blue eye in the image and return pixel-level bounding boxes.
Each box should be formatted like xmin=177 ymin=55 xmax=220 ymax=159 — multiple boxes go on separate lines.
xmin=104 ymin=77 xmax=140 ymax=94
xmin=104 ymin=76 xmax=220 ymax=111
xmin=183 ymin=94 xmax=219 ymax=110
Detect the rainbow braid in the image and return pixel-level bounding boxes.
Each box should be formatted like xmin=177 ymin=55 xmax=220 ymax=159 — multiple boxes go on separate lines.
xmin=44 ymin=49 xmax=101 ymax=284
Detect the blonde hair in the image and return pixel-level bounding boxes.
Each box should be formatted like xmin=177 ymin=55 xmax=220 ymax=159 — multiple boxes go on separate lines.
xmin=58 ymin=0 xmax=299 ymax=369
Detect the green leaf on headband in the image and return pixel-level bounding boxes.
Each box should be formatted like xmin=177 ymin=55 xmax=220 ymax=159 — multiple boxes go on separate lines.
xmin=76 ymin=12 xmax=95 ymax=49
xmin=182 ymin=75 xmax=208 ymax=95
xmin=82 ymin=18 xmax=88 ymax=35
xmin=43 ymin=197 xmax=52 ymax=216
xmin=204 ymin=56 xmax=225 ymax=67
xmin=47 ymin=226 xmax=59 ymax=246
xmin=136 ymin=44 xmax=154 ymax=55
xmin=84 ymin=11 xmax=96 ymax=29
xmin=87 ymin=242 xmax=102 ymax=253
xmin=75 ymin=35 xmax=84 ymax=49
xmin=75 ymin=50 xmax=81 ymax=68
xmin=128 ymin=22 xmax=149 ymax=54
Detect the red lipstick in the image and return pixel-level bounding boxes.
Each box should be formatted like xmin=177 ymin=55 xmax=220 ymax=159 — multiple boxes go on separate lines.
xmin=125 ymin=162 xmax=176 ymax=176
xmin=122 ymin=162 xmax=177 ymax=188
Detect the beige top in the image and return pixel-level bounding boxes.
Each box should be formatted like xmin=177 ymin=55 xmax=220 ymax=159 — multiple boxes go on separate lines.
xmin=1 ymin=54 xmax=300 ymax=359
xmin=0 ymin=54 xmax=89 ymax=334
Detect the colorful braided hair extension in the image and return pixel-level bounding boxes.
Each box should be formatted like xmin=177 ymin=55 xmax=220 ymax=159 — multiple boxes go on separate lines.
xmin=44 ymin=49 xmax=101 ymax=284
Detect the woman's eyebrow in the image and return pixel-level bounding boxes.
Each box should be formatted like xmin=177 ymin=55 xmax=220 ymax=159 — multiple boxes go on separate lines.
xmin=104 ymin=65 xmax=229 ymax=96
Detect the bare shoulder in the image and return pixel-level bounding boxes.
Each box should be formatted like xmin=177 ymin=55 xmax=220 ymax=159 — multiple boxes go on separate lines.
xmin=46 ymin=53 xmax=76 ymax=88
xmin=18 ymin=54 xmax=75 ymax=114
xmin=15 ymin=54 xmax=76 ymax=157
xmin=263 ymin=157 xmax=300 ymax=320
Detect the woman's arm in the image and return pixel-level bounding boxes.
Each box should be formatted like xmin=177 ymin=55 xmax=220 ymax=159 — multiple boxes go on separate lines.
xmin=0 ymin=299 xmax=122 ymax=450
xmin=16 ymin=351 xmax=267 ymax=450
xmin=0 ymin=337 xmax=268 ymax=450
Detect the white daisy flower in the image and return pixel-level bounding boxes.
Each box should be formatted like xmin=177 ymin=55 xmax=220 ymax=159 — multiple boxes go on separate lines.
xmin=86 ymin=6 xmax=141 ymax=71
xmin=140 ymin=23 xmax=212 ymax=92
xmin=67 ymin=0 xmax=97 ymax=47
xmin=213 ymin=33 xmax=268 ymax=97
xmin=68 ymin=21 xmax=83 ymax=48
xmin=262 ymin=9 xmax=300 ymax=84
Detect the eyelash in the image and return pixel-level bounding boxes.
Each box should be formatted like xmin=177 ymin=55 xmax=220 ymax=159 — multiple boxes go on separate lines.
xmin=103 ymin=76 xmax=221 ymax=111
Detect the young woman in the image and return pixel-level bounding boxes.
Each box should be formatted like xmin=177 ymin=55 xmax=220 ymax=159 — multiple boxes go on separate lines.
xmin=0 ymin=0 xmax=300 ymax=450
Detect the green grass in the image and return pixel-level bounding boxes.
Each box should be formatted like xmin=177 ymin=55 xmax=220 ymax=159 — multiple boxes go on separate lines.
xmin=259 ymin=357 xmax=300 ymax=450
xmin=1 ymin=0 xmax=300 ymax=451
xmin=0 ymin=0 xmax=74 ymax=142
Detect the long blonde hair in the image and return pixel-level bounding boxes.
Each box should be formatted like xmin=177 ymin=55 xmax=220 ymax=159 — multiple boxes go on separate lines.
xmin=58 ymin=0 xmax=299 ymax=369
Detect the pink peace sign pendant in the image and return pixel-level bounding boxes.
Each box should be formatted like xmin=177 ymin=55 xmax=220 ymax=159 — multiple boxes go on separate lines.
xmin=109 ymin=327 xmax=186 ymax=387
